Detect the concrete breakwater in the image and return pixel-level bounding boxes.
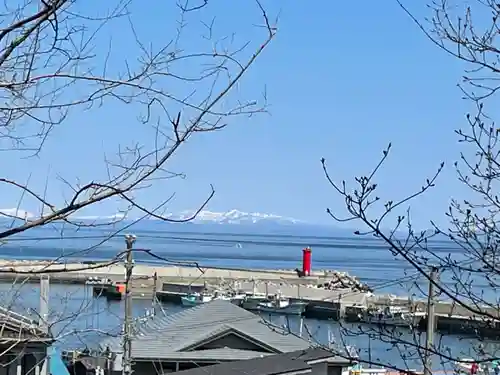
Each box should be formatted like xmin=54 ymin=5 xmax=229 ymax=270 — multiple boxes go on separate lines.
xmin=0 ymin=259 xmax=497 ymax=337
xmin=0 ymin=259 xmax=370 ymax=291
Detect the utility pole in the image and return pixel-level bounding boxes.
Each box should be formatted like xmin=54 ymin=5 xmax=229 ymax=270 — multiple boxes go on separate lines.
xmin=123 ymin=234 xmax=136 ymax=375
xmin=424 ymin=266 xmax=438 ymax=375
xmin=151 ymin=272 xmax=158 ymax=314
xmin=39 ymin=275 xmax=50 ymax=332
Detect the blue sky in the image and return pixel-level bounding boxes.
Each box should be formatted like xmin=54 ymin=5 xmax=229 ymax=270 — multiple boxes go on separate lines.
xmin=1 ymin=0 xmax=485 ymax=229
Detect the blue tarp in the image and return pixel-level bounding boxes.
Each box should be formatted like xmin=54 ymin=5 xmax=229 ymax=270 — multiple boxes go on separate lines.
xmin=48 ymin=347 xmax=70 ymax=375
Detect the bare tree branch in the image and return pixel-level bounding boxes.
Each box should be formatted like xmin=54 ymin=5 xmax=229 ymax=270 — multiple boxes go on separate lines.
xmin=0 ymin=0 xmax=277 ymax=243
xmin=321 ymin=0 xmax=500 ymax=370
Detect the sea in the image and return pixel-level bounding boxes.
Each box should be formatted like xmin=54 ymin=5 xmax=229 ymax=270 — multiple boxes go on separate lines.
xmin=0 ymin=220 xmax=496 ymax=371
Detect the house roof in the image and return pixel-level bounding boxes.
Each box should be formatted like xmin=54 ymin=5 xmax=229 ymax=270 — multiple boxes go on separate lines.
xmin=171 ymin=352 xmax=312 ymax=375
xmin=71 ymin=356 xmax=109 ymax=370
xmin=282 ymin=347 xmax=351 ymax=365
xmin=0 ymin=305 xmax=52 ymax=342
xmin=99 ymin=300 xmax=312 ymax=360
xmin=152 ymin=348 xmax=273 ymax=362
xmin=173 ymin=347 xmax=353 ymax=375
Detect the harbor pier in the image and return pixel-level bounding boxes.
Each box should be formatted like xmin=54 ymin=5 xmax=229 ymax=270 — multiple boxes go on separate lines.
xmin=156 ymin=280 xmax=500 ymax=337
xmin=0 ymin=259 xmax=497 ymax=337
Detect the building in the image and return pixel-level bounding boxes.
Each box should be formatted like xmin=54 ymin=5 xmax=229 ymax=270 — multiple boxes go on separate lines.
xmin=173 ymin=347 xmax=352 ymax=375
xmin=94 ymin=299 xmax=350 ymax=374
xmin=65 ymin=353 xmax=111 ymax=375
xmin=0 ymin=305 xmax=53 ymax=375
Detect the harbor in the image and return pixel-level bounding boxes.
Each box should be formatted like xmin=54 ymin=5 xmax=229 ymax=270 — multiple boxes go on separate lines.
xmin=1 ymin=1 xmax=498 ymax=373
xmin=0 ymin=241 xmax=494 ymax=375
xmin=0 ymin=277 xmax=483 ymax=375
xmin=0 ymin=254 xmax=498 ymax=338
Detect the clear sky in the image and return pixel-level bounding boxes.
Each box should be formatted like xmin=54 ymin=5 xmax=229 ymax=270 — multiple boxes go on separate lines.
xmin=1 ymin=0 xmax=484 ymax=229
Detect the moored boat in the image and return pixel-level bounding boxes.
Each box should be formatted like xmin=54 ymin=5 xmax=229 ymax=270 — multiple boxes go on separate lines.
xmin=181 ymin=290 xmax=235 ymax=306
xmin=258 ymin=298 xmax=307 ymax=316
xmin=361 ymin=306 xmax=423 ymax=327
xmin=227 ymin=291 xmax=247 ymax=305
xmin=86 ymin=277 xmax=115 ymax=297
xmin=241 ymin=293 xmax=269 ymax=310
xmin=181 ymin=293 xmax=214 ymax=306
xmin=241 ymin=293 xmax=306 ymax=316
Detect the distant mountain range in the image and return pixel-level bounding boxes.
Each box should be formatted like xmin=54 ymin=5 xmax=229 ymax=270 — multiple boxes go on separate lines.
xmin=166 ymin=209 xmax=303 ymax=225
xmin=0 ymin=208 xmax=303 ymax=225
xmin=0 ymin=207 xmax=350 ymax=237
xmin=0 ymin=207 xmax=436 ymax=239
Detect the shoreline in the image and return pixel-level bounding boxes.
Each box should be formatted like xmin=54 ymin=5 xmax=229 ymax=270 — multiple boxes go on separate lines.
xmin=0 ymin=259 xmax=498 ymax=323
xmin=0 ymin=258 xmax=365 ymax=284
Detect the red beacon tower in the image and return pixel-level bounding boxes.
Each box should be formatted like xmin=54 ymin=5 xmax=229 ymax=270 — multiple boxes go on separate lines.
xmin=302 ymin=247 xmax=312 ymax=276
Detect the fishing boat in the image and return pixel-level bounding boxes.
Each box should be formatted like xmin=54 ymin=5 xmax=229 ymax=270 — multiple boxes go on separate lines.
xmin=212 ymin=290 xmax=234 ymax=302
xmin=86 ymin=277 xmax=114 ymax=286
xmin=181 ymin=290 xmax=234 ymax=306
xmin=180 ymin=292 xmax=214 ymax=306
xmin=257 ymin=297 xmax=307 ymax=316
xmin=241 ymin=293 xmax=269 ymax=310
xmin=86 ymin=277 xmax=115 ymax=297
xmin=361 ymin=306 xmax=422 ymax=327
xmin=106 ymin=283 xmax=125 ymax=301
xmin=227 ymin=291 xmax=247 ymax=305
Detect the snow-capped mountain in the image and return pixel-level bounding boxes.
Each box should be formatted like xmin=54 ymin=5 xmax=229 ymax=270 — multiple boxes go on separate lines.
xmin=0 ymin=208 xmax=34 ymax=219
xmin=170 ymin=209 xmax=302 ymax=225
xmin=0 ymin=207 xmax=303 ymax=225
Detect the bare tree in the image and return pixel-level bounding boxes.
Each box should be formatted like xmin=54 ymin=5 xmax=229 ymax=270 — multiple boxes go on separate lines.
xmin=0 ymin=0 xmax=278 ymax=367
xmin=0 ymin=0 xmax=275 ymax=240
xmin=321 ymin=0 xmax=500 ymax=372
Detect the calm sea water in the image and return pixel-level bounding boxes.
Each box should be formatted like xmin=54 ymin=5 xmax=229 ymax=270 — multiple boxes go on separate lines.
xmin=0 ymin=281 xmax=494 ymax=372
xmin=0 ymin=221 xmax=494 ymax=370
xmin=0 ymin=220 xmax=479 ymax=298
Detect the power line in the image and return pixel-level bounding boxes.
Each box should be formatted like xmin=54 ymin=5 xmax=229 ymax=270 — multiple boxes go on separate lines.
xmin=0 ymin=232 xmax=467 ymax=251
xmin=0 ymin=235 xmax=110 ymax=241
xmin=332 ymin=252 xmax=486 ymax=299
xmin=336 ymin=255 xmax=488 ymax=303
xmin=0 ymin=233 xmax=483 ymax=298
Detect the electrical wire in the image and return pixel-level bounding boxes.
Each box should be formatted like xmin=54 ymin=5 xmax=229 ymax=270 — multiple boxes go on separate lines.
xmin=0 ymin=232 xmax=465 ymax=247
xmin=0 ymin=233 xmax=475 ymax=274
xmin=0 ymin=232 xmax=483 ymax=299
xmin=0 ymin=235 xmax=110 ymax=241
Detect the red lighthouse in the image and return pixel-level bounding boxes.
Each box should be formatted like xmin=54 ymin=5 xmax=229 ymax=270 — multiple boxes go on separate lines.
xmin=302 ymin=247 xmax=312 ymax=276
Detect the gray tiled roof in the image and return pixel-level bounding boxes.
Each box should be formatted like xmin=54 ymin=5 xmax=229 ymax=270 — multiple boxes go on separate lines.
xmin=173 ymin=347 xmax=353 ymax=375
xmin=99 ymin=300 xmax=312 ymax=360
xmin=173 ymin=351 xmax=312 ymax=375
xmin=283 ymin=347 xmax=351 ymax=365
xmin=153 ymin=348 xmax=272 ymax=361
